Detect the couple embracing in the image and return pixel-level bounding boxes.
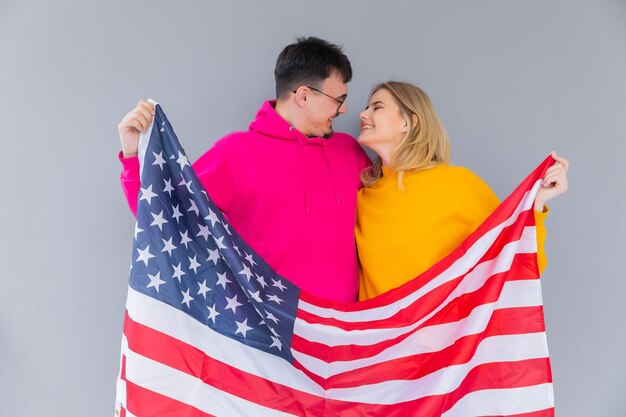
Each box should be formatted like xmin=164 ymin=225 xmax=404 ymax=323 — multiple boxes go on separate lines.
xmin=117 ymin=36 xmax=568 ymax=305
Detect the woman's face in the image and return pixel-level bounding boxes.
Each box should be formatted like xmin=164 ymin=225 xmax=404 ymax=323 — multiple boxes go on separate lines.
xmin=357 ymin=89 xmax=408 ymax=149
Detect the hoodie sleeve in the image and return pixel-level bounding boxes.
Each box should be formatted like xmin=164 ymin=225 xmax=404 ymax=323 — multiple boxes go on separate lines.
xmin=193 ymin=143 xmax=234 ymax=215
xmin=119 ymin=151 xmax=141 ymax=217
xmin=535 ymin=206 xmax=549 ymax=274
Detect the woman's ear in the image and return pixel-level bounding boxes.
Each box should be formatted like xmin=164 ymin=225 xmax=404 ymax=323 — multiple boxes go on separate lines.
xmin=401 ymin=113 xmax=419 ymax=133
xmin=400 ymin=118 xmax=409 ymax=133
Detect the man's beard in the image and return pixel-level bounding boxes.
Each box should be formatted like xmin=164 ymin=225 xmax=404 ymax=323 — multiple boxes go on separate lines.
xmin=322 ymin=128 xmax=334 ymax=139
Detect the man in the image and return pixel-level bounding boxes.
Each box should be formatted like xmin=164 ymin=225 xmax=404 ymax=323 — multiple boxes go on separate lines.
xmin=118 ymin=37 xmax=371 ymax=302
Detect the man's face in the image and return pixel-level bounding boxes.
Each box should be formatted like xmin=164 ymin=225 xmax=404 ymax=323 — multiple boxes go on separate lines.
xmin=302 ymin=71 xmax=348 ymax=138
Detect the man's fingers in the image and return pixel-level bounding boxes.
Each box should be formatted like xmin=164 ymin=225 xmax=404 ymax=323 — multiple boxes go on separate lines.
xmin=138 ymin=100 xmax=155 ymax=115
xmin=133 ymin=109 xmax=152 ymax=130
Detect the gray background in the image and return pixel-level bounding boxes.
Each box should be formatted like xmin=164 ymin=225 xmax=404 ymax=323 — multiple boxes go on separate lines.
xmin=1 ymin=1 xmax=624 ymax=416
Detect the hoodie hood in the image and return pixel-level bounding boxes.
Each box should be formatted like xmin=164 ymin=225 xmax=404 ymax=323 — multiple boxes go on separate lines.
xmin=249 ymin=100 xmax=327 ymax=145
xmin=248 ymin=100 xmax=339 ymax=213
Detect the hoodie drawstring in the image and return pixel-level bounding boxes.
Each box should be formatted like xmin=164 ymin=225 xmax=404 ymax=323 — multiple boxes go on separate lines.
xmin=323 ymin=144 xmax=340 ymax=205
xmin=291 ymin=126 xmax=340 ymax=214
xmin=291 ymin=126 xmax=309 ymax=214
xmin=298 ymin=139 xmax=309 ymax=214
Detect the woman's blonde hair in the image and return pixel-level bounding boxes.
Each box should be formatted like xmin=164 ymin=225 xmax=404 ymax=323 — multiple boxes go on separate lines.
xmin=361 ymin=81 xmax=451 ymax=188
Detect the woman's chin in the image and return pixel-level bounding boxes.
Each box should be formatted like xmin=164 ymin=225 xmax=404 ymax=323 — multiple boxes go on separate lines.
xmin=357 ymin=132 xmax=372 ymax=144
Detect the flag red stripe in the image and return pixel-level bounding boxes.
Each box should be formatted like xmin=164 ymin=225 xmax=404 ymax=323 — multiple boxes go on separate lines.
xmin=294 ymin=306 xmax=547 ymax=388
xmin=125 ymin=310 xmax=551 ymax=416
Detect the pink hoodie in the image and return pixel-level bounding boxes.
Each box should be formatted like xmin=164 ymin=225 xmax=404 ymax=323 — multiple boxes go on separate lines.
xmin=120 ymin=100 xmax=371 ymax=303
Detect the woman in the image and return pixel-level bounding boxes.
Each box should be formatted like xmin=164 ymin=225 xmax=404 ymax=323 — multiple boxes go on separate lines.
xmin=356 ymin=81 xmax=568 ymax=300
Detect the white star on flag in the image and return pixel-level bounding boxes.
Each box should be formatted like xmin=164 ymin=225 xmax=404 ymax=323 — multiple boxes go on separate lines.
xmin=238 ymin=265 xmax=253 ymax=281
xmin=136 ymin=246 xmax=154 ymax=266
xmin=179 ymin=230 xmax=192 ymax=248
xmin=187 ymin=198 xmax=199 ymax=216
xmin=205 ymin=209 xmax=219 ymax=227
xmin=267 ymin=294 xmax=283 ymax=304
xmin=216 ymin=272 xmax=229 ymax=289
xmin=172 ymin=263 xmax=186 ymax=282
xmin=215 ymin=236 xmax=227 ymax=249
xmin=224 ymin=294 xmax=242 ymax=314
xmin=188 ymin=255 xmax=201 ymax=273
xmin=206 ymin=248 xmax=221 ymax=265
xmin=266 ymin=312 xmax=279 ymax=324
xmin=196 ymin=224 xmax=211 ymax=241
xmin=249 ymin=290 xmax=262 ymax=303
xmin=235 ymin=319 xmax=253 ymax=338
xmin=272 ymin=279 xmax=287 ymax=292
xmin=244 ymin=253 xmax=257 ymax=267
xmin=150 ymin=210 xmax=168 ymax=231
xmin=146 ymin=271 xmax=165 ymax=292
xmin=269 ymin=336 xmax=282 ymax=351
xmin=163 ymin=178 xmax=175 ymax=196
xmin=171 ymin=204 xmax=183 ymax=222
xmin=255 ymin=274 xmax=268 ymax=288
xmin=161 ymin=237 xmax=176 ymax=256
xmin=152 ymin=151 xmax=166 ymax=170
xmin=176 ymin=151 xmax=190 ymax=170
xmin=197 ymin=280 xmax=211 ymax=298
xmin=139 ymin=185 xmax=158 ymax=204
xmin=134 ymin=223 xmax=143 ymax=239
xmin=207 ymin=304 xmax=219 ymax=323
xmin=181 ymin=289 xmax=194 ymax=308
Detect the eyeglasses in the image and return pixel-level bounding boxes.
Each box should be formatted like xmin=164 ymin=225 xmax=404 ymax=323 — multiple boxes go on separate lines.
xmin=293 ymin=85 xmax=347 ymax=112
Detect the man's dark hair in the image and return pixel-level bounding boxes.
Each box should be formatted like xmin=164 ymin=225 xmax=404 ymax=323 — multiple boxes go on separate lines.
xmin=274 ymin=37 xmax=352 ymax=99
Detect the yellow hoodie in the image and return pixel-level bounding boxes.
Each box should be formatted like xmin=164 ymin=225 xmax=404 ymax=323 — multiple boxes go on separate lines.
xmin=356 ymin=164 xmax=547 ymax=301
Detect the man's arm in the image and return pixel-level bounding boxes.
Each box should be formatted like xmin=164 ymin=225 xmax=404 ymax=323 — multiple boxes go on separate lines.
xmin=116 ymin=100 xmax=234 ymax=216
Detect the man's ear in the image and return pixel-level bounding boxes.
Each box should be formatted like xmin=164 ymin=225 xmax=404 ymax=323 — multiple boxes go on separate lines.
xmin=293 ymin=86 xmax=308 ymax=108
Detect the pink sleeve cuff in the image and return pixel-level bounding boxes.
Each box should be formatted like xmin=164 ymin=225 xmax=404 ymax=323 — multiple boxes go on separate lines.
xmin=119 ymin=151 xmax=140 ymax=180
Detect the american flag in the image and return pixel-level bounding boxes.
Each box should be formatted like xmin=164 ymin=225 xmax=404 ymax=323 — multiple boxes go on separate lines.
xmin=115 ymin=102 xmax=555 ymax=417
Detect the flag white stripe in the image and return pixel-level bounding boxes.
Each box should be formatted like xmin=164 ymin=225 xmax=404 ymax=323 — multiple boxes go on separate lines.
xmin=137 ymin=99 xmax=158 ymax=175
xmin=298 ymin=183 xmax=541 ymax=322
xmin=122 ymin=335 xmax=298 ymax=417
xmin=441 ymin=383 xmax=555 ymax=417
xmin=323 ymin=333 xmax=549 ymax=404
xmin=292 ymin=280 xmax=543 ymax=378
xmin=115 ymin=337 xmax=128 ymax=416
xmin=294 ymin=228 xmax=538 ymax=347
